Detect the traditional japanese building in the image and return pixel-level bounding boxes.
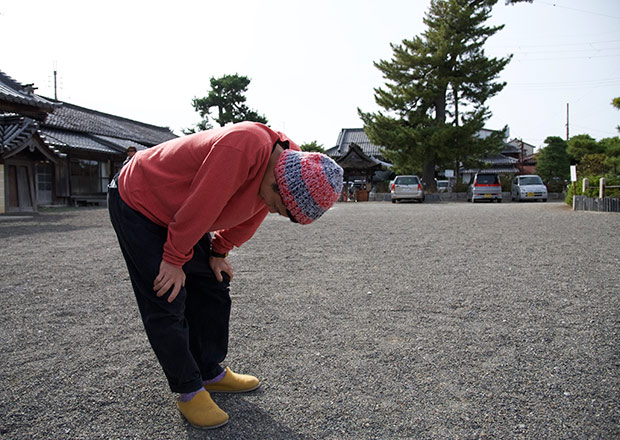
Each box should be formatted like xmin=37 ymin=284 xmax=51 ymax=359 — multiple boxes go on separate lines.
xmin=0 ymin=70 xmax=177 ymax=213
xmin=326 ymin=128 xmax=393 ymax=190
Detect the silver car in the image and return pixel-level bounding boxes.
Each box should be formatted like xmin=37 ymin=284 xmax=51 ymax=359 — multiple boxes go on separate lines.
xmin=467 ymin=173 xmax=502 ymax=203
xmin=436 ymin=180 xmax=450 ymax=193
xmin=511 ymin=175 xmax=548 ymax=202
xmin=391 ymin=175 xmax=425 ymax=203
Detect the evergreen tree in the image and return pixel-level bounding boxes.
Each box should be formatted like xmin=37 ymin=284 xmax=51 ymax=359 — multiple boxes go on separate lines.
xmin=566 ymin=134 xmax=604 ymax=162
xmin=600 ymin=136 xmax=620 ymax=173
xmin=187 ymin=74 xmax=267 ymax=133
xmin=612 ymin=97 xmax=620 ymax=133
xmin=536 ymin=136 xmax=570 ymax=183
xmin=299 ymin=141 xmax=325 ymax=153
xmin=359 ymin=0 xmax=511 ymax=189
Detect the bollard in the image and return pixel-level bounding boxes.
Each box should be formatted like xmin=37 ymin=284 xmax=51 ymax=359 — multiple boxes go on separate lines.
xmin=599 ymin=177 xmax=605 ymax=198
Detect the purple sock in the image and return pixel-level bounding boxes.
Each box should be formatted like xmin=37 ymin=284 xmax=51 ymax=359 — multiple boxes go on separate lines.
xmin=203 ymin=369 xmax=227 ymax=385
xmin=179 ymin=386 xmax=205 ymax=402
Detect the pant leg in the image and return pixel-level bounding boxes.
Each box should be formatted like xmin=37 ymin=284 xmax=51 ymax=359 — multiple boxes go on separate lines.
xmin=108 ymin=187 xmax=204 ymax=393
xmin=183 ymin=236 xmax=232 ymax=381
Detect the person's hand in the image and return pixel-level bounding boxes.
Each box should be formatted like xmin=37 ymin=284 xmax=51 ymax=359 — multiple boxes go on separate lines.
xmin=209 ymin=256 xmax=234 ymax=283
xmin=153 ymin=260 xmax=186 ymax=303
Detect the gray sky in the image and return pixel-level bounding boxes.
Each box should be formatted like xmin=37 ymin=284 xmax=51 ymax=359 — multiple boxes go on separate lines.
xmin=1 ymin=0 xmax=619 ymax=151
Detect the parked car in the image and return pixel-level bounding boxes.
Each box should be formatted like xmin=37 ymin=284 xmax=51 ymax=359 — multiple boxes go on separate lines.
xmin=436 ymin=180 xmax=450 ymax=193
xmin=467 ymin=173 xmax=502 ymax=203
xmin=511 ymin=174 xmax=548 ymax=202
xmin=391 ymin=175 xmax=425 ymax=203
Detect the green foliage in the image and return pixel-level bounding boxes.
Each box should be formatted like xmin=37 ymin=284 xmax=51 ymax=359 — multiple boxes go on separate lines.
xmin=498 ymin=173 xmax=513 ymax=192
xmin=536 ymin=136 xmax=570 ymax=183
xmin=562 ymin=132 xmax=620 ymax=204
xmin=453 ymin=181 xmax=469 ymax=192
xmin=187 ymin=74 xmax=267 ymax=133
xmin=600 ymin=136 xmax=620 ymax=172
xmin=565 ymin=175 xmax=620 ymax=204
xmin=299 ymin=141 xmax=325 ymax=153
xmin=613 ymin=97 xmax=620 ymax=133
xmin=359 ymin=0 xmax=510 ymax=188
xmin=579 ymin=153 xmax=610 ymax=176
xmin=567 ymin=134 xmax=604 ymax=162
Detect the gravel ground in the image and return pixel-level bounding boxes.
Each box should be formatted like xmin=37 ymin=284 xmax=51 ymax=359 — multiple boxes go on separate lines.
xmin=0 ymin=201 xmax=618 ymax=440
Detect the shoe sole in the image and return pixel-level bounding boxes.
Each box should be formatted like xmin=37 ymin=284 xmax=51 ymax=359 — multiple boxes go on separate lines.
xmin=179 ymin=410 xmax=229 ymax=430
xmin=205 ymin=383 xmax=261 ymax=394
xmin=189 ymin=419 xmax=229 ymax=430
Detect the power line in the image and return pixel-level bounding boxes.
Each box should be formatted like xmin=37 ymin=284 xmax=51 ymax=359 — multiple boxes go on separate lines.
xmin=490 ymin=39 xmax=620 ymax=49
xmin=508 ymin=79 xmax=620 ymax=91
xmin=536 ymin=1 xmax=620 ymax=20
xmin=508 ymin=45 xmax=620 ymax=55
xmin=511 ymin=52 xmax=620 ymax=61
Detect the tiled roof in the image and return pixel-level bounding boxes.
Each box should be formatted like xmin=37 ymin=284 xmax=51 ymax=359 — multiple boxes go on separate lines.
xmin=485 ymin=154 xmax=519 ymax=165
xmin=95 ymin=135 xmax=149 ymax=151
xmin=42 ymin=128 xmax=124 ymax=155
xmin=329 ymin=128 xmax=385 ymax=158
xmin=507 ymin=138 xmax=536 ymax=155
xmin=0 ymin=115 xmax=60 ymax=161
xmin=502 ymin=143 xmax=521 ymax=154
xmin=461 ymin=166 xmax=521 ymax=174
xmin=461 ymin=154 xmax=520 ymax=174
xmin=0 ymin=115 xmax=39 ymax=152
xmin=43 ymin=102 xmax=176 ymax=147
xmin=0 ymin=71 xmax=57 ymax=111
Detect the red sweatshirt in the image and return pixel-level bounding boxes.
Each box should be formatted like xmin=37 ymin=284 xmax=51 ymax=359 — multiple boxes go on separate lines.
xmin=118 ymin=122 xmax=299 ymax=267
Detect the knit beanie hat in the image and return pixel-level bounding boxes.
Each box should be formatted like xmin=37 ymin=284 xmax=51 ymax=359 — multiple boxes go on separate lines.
xmin=274 ymin=149 xmax=344 ymax=225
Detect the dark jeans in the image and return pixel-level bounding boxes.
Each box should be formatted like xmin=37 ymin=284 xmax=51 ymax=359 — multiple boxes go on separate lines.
xmin=107 ymin=187 xmax=231 ymax=393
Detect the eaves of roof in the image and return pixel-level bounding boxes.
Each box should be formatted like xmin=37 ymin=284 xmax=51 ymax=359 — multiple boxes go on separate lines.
xmin=0 ymin=71 xmax=58 ymax=111
xmin=461 ymin=166 xmax=521 ymax=174
xmin=42 ymin=128 xmax=123 ymax=155
xmin=42 ymin=101 xmax=177 ymax=146
xmin=0 ymin=115 xmax=39 ymax=151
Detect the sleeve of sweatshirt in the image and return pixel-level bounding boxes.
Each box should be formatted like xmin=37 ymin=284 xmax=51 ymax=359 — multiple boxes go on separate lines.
xmin=162 ymin=146 xmax=250 ymax=267
xmin=211 ymin=208 xmax=269 ymax=254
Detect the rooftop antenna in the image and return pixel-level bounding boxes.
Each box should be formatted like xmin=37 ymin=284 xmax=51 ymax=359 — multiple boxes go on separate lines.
xmin=54 ymin=70 xmax=58 ymax=100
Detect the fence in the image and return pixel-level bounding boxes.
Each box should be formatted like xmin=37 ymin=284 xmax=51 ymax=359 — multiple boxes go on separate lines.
xmin=573 ymin=178 xmax=620 ymax=213
xmin=573 ymin=196 xmax=620 ymax=213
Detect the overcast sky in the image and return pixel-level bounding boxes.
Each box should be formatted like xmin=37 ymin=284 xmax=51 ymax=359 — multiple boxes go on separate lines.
xmin=1 ymin=0 xmax=619 ymax=151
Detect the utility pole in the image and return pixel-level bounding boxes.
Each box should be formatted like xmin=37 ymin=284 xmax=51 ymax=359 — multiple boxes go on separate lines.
xmin=520 ymin=138 xmax=524 ymax=173
xmin=566 ymin=102 xmax=569 ymax=141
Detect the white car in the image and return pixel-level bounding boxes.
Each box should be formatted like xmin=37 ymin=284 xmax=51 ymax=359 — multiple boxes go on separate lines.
xmin=511 ymin=175 xmax=548 ymax=202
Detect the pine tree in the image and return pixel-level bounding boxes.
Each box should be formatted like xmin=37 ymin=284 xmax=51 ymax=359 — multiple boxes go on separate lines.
xmin=359 ymin=0 xmax=511 ymax=189
xmin=187 ymin=74 xmax=267 ymax=133
xmin=566 ymin=134 xmax=604 ymax=162
xmin=536 ymin=136 xmax=570 ymax=183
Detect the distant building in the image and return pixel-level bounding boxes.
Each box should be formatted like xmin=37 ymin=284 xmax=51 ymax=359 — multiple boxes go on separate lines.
xmin=326 ymin=128 xmax=393 ymax=189
xmin=460 ymin=137 xmax=538 ymax=183
xmin=0 ymin=70 xmax=177 ymax=213
xmin=327 ymin=127 xmax=538 ymax=187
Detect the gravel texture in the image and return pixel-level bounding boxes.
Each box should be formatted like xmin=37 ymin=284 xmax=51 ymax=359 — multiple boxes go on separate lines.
xmin=0 ymin=201 xmax=618 ymax=439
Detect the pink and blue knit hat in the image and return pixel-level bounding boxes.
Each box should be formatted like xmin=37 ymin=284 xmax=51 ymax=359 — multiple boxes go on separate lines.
xmin=274 ymin=149 xmax=344 ymax=225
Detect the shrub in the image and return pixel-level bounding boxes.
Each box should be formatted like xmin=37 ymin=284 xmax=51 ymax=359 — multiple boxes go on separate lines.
xmin=565 ymin=174 xmax=620 ymax=205
xmin=499 ymin=174 xmax=513 ymax=192
xmin=453 ymin=181 xmax=469 ymax=192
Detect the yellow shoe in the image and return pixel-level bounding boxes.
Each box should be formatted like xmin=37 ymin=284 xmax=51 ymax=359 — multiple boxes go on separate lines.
xmin=177 ymin=390 xmax=229 ymax=429
xmin=204 ymin=367 xmax=260 ymax=393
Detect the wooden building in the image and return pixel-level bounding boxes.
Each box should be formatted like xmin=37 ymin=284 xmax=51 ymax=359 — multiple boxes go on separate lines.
xmin=0 ymin=70 xmax=177 ymax=213
xmin=326 ymin=128 xmax=393 ymax=188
